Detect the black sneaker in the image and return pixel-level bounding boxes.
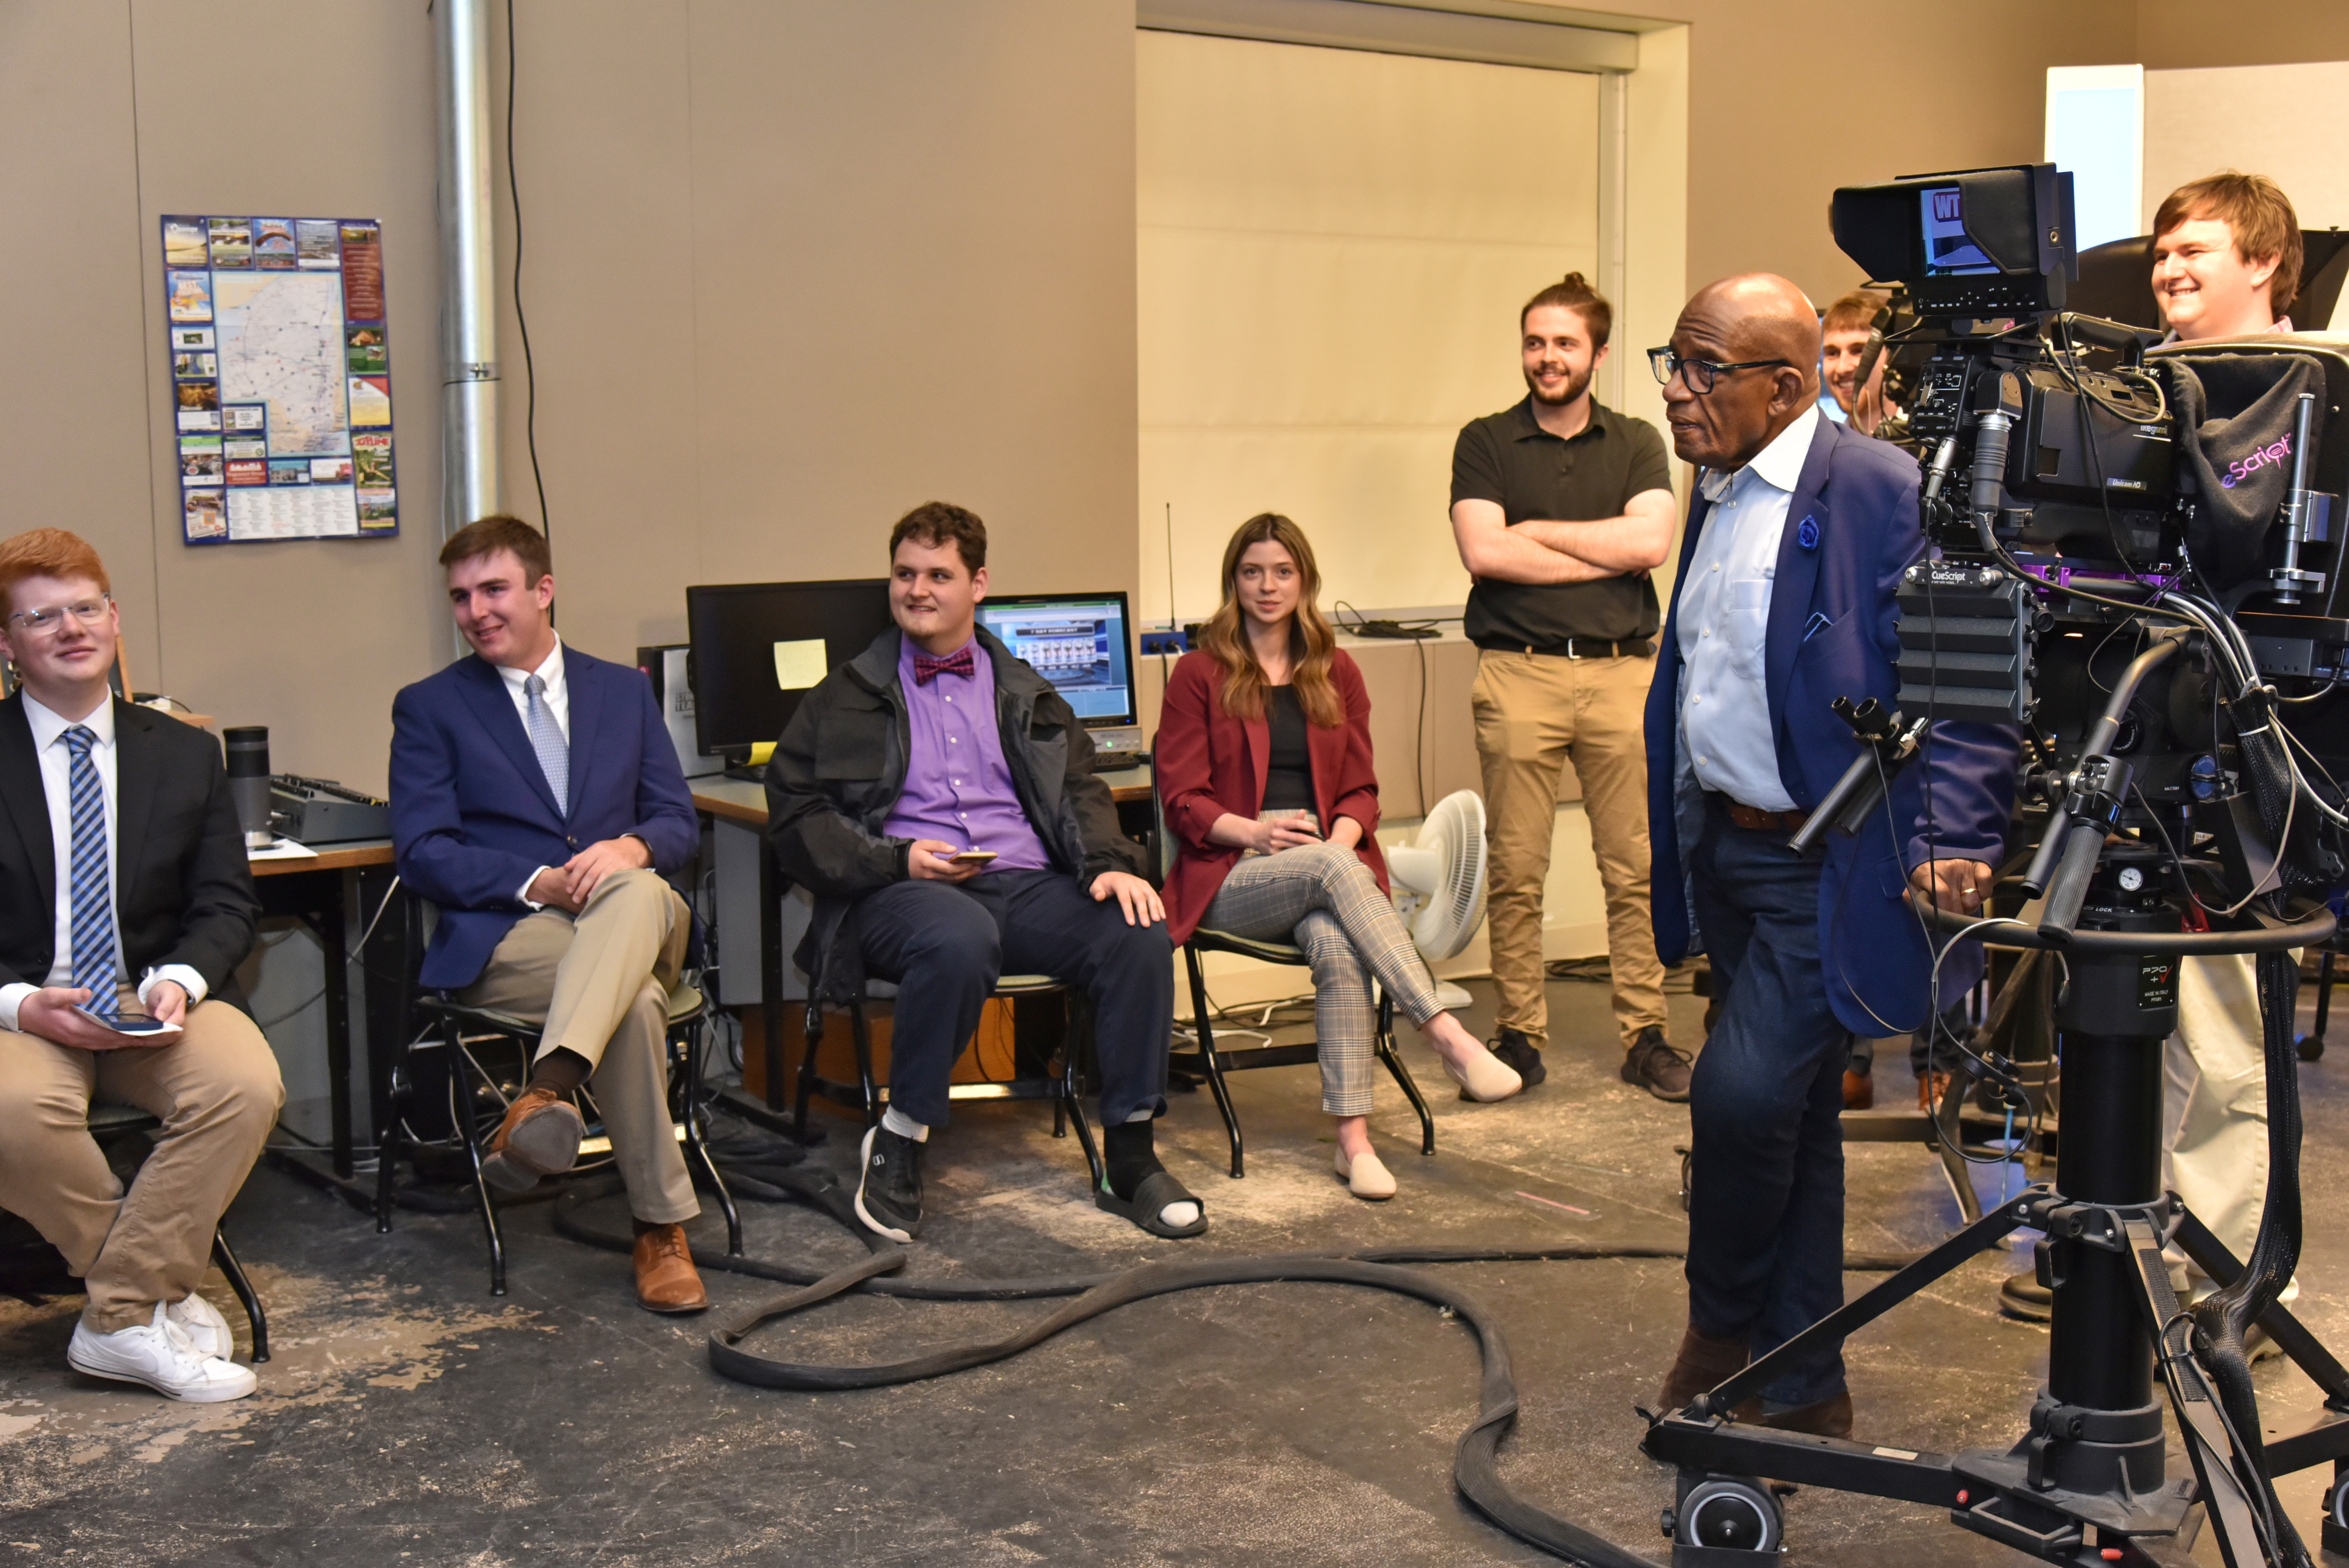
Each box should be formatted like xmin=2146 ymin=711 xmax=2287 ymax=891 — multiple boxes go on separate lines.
xmin=1486 ymin=1027 xmax=1546 ymax=1091
xmin=854 ymin=1124 xmax=924 ymax=1243
xmin=1622 ymin=1026 xmax=1692 ymax=1101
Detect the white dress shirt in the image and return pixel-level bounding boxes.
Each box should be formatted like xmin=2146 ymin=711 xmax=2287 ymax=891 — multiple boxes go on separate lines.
xmin=499 ymin=638 xmax=570 ymax=908
xmin=0 ymin=693 xmax=208 ymax=1032
xmin=1675 ymin=404 xmax=1820 ymax=813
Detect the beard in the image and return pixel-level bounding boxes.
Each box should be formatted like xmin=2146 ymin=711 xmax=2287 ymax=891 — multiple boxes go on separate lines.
xmin=1524 ymin=359 xmax=1593 ymax=407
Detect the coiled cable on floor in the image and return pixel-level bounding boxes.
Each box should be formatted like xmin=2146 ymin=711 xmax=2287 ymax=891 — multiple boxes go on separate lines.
xmin=549 ymin=1164 xmax=1924 ymax=1566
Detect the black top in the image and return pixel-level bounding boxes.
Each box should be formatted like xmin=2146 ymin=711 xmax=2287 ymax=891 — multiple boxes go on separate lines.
xmin=1260 ymin=685 xmax=1315 ymax=812
xmin=1450 ymin=396 xmax=1674 ymax=651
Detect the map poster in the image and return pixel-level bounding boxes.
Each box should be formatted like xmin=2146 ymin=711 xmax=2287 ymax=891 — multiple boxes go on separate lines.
xmin=159 ymin=215 xmax=398 ymax=545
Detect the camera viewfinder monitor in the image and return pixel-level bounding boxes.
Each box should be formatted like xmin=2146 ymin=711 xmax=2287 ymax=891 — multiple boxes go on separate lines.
xmin=686 ymin=579 xmax=893 ymax=769
xmin=974 ymin=591 xmax=1146 ymax=761
xmin=1830 ymin=163 xmax=2078 ymax=318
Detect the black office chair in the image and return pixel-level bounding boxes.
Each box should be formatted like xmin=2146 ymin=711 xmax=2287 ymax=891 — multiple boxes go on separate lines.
xmin=375 ymin=977 xmax=741 ymax=1295
xmin=0 ymin=1101 xmax=268 ymax=1361
xmin=1154 ymin=778 xmax=1435 ymax=1178
xmin=795 ymin=955 xmax=1107 ymax=1193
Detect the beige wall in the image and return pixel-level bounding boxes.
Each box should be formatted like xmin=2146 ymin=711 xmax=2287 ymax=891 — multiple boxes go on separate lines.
xmin=1 ymin=0 xmax=1135 ymax=795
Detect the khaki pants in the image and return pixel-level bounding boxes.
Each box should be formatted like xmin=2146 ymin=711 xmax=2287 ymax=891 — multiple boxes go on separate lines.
xmin=1470 ymin=648 xmax=1664 ymax=1052
xmin=0 ymin=994 xmax=283 ymax=1332
xmin=2163 ymin=952 xmax=2297 ymax=1304
xmin=457 ymin=868 xmax=698 ymax=1224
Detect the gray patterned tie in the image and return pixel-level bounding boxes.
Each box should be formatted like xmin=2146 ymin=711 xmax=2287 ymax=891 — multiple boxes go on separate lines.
xmin=523 ymin=673 xmax=569 ymax=816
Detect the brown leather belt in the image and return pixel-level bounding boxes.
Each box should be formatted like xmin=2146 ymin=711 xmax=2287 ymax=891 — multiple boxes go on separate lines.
xmin=1724 ymin=801 xmax=1811 ymax=832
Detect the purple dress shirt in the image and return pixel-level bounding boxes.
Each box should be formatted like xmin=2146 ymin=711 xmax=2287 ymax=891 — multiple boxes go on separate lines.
xmin=882 ymin=636 xmax=1052 ymax=872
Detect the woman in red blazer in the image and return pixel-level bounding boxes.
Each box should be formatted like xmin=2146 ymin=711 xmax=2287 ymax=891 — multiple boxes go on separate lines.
xmin=1157 ymin=514 xmax=1522 ymax=1201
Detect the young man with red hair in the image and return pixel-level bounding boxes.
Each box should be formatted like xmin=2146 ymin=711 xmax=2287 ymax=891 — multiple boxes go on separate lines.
xmin=0 ymin=529 xmax=279 ymax=1402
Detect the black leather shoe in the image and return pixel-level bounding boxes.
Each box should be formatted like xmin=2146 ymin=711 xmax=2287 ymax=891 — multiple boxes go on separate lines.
xmin=1622 ymin=1026 xmax=1693 ymax=1101
xmin=854 ymin=1124 xmax=924 ymax=1243
xmin=1486 ymin=1027 xmax=1545 ymax=1091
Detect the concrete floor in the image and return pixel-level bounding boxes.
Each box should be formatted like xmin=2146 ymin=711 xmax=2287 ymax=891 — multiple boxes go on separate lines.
xmin=4 ymin=975 xmax=2347 ymax=1566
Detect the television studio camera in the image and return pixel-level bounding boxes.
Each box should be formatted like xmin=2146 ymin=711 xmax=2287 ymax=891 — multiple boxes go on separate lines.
xmin=1640 ymin=166 xmax=2349 ymax=1568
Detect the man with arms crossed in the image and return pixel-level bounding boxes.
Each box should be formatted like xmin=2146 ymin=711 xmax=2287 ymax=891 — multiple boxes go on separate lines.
xmin=1451 ymin=273 xmax=1685 ymax=1097
xmin=0 ymin=528 xmax=279 ymax=1401
xmin=1646 ymin=277 xmax=2013 ymax=1434
xmin=768 ymin=502 xmax=1204 ymax=1242
xmin=390 ymin=515 xmax=708 ymax=1312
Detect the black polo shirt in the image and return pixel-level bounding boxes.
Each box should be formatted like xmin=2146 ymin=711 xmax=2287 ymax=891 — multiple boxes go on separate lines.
xmin=1451 ymin=396 xmax=1673 ymax=651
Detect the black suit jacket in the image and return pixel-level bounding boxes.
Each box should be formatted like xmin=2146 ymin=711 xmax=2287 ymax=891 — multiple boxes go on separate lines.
xmin=0 ymin=694 xmax=259 ymax=1003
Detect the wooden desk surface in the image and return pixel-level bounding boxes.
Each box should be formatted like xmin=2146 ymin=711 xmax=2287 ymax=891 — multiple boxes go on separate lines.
xmin=693 ymin=765 xmax=1152 ymax=824
xmin=250 ymin=839 xmax=394 ymax=876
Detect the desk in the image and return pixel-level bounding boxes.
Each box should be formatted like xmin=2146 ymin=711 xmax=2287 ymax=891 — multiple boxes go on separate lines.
xmin=692 ymin=764 xmax=1154 ymax=1109
xmin=250 ymin=839 xmax=398 ymax=1183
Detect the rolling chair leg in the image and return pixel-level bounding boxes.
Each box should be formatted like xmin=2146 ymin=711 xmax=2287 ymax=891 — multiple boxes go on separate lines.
xmin=210 ymin=1228 xmax=268 ymax=1363
xmin=1374 ymin=992 xmax=1436 ymax=1156
xmin=374 ymin=1065 xmax=403 ymax=1234
xmin=849 ymin=998 xmax=880 ymax=1126
xmin=1184 ymin=948 xmax=1244 ymax=1178
xmin=445 ymin=1032 xmax=506 ymax=1297
xmin=794 ymin=1003 xmax=823 ymax=1142
xmin=680 ymin=1020 xmax=743 ymax=1256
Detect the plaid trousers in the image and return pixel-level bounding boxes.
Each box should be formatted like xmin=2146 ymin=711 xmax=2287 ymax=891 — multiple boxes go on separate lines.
xmin=1200 ymin=815 xmax=1441 ymax=1116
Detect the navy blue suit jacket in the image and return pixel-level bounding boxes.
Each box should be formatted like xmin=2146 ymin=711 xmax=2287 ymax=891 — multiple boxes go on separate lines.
xmin=1644 ymin=417 xmax=2018 ymax=1037
xmin=389 ymin=646 xmax=699 ymax=991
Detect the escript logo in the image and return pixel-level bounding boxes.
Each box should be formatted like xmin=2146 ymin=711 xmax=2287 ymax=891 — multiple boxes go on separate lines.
xmin=2223 ymin=433 xmax=2291 ymax=488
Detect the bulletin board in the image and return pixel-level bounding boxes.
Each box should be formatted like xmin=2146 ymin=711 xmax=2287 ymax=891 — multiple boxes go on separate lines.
xmin=161 ymin=215 xmax=399 ymax=545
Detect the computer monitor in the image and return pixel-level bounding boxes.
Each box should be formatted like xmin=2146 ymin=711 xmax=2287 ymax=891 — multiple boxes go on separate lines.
xmin=685 ymin=578 xmax=893 ymax=761
xmin=975 ymin=592 xmax=1138 ymax=729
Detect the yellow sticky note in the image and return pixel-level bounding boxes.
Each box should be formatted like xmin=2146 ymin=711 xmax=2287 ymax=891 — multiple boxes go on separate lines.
xmin=749 ymin=741 xmax=776 ymax=765
xmin=772 ymin=639 xmax=828 ymax=691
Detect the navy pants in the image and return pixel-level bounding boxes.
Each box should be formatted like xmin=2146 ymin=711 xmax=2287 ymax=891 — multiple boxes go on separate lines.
xmin=852 ymin=868 xmax=1173 ymax=1131
xmin=1686 ymin=793 xmax=1854 ymax=1408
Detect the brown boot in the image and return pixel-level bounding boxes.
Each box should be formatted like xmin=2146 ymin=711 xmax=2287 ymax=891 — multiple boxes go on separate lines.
xmin=633 ymin=1224 xmax=709 ymax=1313
xmin=1755 ymin=1389 xmax=1854 ymax=1439
xmin=481 ymin=1086 xmax=584 ymax=1193
xmin=1842 ymin=1070 xmax=1874 ymax=1110
xmin=1917 ymin=1071 xmax=1952 ymax=1113
xmin=1656 ymin=1322 xmax=1750 ymax=1414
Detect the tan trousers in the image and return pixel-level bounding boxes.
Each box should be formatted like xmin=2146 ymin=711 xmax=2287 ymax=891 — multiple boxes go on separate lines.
xmin=456 ymin=868 xmax=698 ymax=1224
xmin=1470 ymin=648 xmax=1665 ymax=1051
xmin=2163 ymin=953 xmax=2297 ymax=1304
xmin=0 ymin=994 xmax=283 ymax=1332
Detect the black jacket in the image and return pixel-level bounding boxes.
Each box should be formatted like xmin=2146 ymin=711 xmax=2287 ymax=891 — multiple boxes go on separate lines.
xmin=764 ymin=626 xmax=1141 ymax=995
xmin=0 ymin=694 xmax=259 ymax=1004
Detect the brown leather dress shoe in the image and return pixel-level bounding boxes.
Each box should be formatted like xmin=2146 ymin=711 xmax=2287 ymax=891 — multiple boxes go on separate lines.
xmin=481 ymin=1086 xmax=585 ymax=1193
xmin=634 ymin=1224 xmax=709 ymax=1313
xmin=1917 ymin=1071 xmax=1953 ymax=1113
xmin=1656 ymin=1321 xmax=1750 ymax=1414
xmin=1842 ymin=1070 xmax=1874 ymax=1110
xmin=1755 ymin=1389 xmax=1854 ymax=1439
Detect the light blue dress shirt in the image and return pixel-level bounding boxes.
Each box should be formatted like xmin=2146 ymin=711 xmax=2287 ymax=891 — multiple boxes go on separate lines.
xmin=1674 ymin=404 xmax=1820 ymax=813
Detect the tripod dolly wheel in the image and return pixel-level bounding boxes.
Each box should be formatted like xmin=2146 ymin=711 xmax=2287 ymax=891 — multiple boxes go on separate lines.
xmin=1668 ymin=1475 xmax=1784 ymax=1559
xmin=2299 ymin=1030 xmax=2326 ymax=1062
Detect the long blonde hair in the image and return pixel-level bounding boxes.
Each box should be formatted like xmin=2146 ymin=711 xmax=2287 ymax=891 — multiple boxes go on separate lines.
xmin=1199 ymin=513 xmax=1342 ymax=728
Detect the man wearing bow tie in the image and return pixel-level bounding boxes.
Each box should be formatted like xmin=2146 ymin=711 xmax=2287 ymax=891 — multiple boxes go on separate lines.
xmin=389 ymin=515 xmax=708 ymax=1313
xmin=767 ymin=502 xmax=1201 ymax=1244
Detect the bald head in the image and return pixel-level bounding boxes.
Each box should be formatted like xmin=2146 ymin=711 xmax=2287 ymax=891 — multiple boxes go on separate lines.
xmin=1660 ymin=273 xmax=1821 ymax=470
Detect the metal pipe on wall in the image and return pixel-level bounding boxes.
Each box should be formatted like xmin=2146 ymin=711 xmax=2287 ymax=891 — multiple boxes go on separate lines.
xmin=434 ymin=0 xmax=501 ymax=537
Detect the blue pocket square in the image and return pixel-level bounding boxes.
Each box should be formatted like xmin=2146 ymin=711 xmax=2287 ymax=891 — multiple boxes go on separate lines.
xmin=1802 ymin=611 xmax=1834 ymax=642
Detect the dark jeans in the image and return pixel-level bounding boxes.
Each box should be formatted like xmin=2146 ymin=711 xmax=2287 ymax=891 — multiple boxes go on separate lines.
xmin=1687 ymin=793 xmax=1853 ymax=1408
xmin=852 ymin=868 xmax=1173 ymax=1131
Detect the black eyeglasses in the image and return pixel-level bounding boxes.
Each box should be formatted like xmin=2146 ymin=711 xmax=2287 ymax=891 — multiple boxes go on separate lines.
xmin=1648 ymin=348 xmax=1795 ymax=395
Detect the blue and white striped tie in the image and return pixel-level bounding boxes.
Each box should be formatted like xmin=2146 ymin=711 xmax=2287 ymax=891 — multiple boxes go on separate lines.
xmin=524 ymin=673 xmax=569 ymax=817
xmin=61 ymin=725 xmax=119 ymax=1018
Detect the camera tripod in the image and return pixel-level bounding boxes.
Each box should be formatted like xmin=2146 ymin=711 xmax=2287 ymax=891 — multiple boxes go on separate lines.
xmin=1648 ymin=648 xmax=2349 ymax=1565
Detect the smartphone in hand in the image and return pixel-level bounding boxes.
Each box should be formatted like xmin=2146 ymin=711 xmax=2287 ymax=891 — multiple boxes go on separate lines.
xmin=948 ymin=850 xmax=999 ymax=866
xmin=73 ymin=1006 xmax=183 ymax=1037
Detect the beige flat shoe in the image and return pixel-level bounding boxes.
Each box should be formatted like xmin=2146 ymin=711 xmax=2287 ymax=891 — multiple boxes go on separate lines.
xmin=1442 ymin=1044 xmax=1524 ymax=1103
xmin=1334 ymin=1145 xmax=1396 ymax=1201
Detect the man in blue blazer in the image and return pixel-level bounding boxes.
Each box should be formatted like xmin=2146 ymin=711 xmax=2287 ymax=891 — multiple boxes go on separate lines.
xmin=389 ymin=515 xmax=707 ymax=1312
xmin=1644 ymin=276 xmax=2016 ymax=1435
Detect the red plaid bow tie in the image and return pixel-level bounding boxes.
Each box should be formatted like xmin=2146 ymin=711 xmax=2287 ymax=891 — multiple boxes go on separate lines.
xmin=913 ymin=646 xmax=975 ymax=685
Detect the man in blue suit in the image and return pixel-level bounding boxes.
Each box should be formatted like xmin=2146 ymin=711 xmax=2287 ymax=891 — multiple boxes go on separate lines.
xmin=1644 ymin=276 xmax=2016 ymax=1435
xmin=390 ymin=515 xmax=708 ymax=1312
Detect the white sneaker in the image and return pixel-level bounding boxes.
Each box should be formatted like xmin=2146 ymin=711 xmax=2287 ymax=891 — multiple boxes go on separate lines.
xmin=67 ymin=1303 xmax=257 ymax=1402
xmin=166 ymin=1292 xmax=233 ymax=1361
